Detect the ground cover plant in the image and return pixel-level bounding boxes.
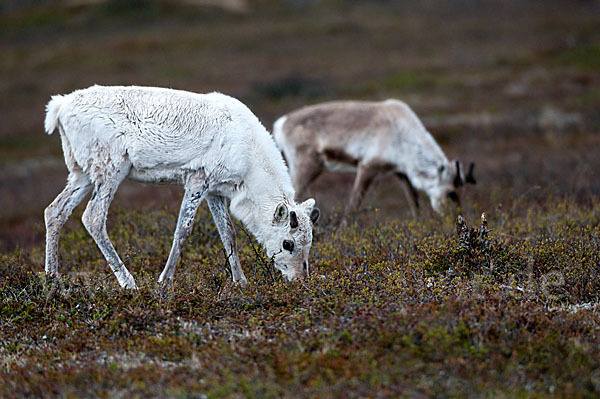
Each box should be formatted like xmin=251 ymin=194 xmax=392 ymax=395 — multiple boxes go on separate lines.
xmin=2 ymin=198 xmax=600 ymax=397
xmin=1 ymin=0 xmax=600 ymax=397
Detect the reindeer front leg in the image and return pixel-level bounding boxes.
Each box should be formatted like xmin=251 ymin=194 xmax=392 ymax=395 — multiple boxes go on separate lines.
xmin=395 ymin=172 xmax=420 ymax=218
xmin=158 ymin=172 xmax=208 ymax=284
xmin=207 ymin=195 xmax=248 ymax=285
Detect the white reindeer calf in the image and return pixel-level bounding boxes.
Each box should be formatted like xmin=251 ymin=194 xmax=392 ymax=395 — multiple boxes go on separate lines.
xmin=273 ymin=99 xmax=475 ymax=217
xmin=44 ymin=85 xmax=320 ymax=289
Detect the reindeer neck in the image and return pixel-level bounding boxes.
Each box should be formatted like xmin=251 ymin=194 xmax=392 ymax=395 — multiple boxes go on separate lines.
xmin=229 ymin=147 xmax=295 ymax=248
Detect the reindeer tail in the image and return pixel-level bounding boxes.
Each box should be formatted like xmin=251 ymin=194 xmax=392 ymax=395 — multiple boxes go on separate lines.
xmin=44 ymin=94 xmax=67 ymax=135
xmin=272 ymin=115 xmax=288 ymax=150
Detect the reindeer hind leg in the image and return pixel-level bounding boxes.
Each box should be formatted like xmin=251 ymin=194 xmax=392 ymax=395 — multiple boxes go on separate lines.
xmin=45 ymin=171 xmax=92 ymax=276
xmin=81 ymin=162 xmax=136 ymax=289
xmin=346 ymin=163 xmax=379 ymax=214
xmin=291 ymin=152 xmax=323 ymax=201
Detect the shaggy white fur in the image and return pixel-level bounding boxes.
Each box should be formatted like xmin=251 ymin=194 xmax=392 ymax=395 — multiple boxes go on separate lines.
xmin=44 ymin=85 xmax=319 ymax=288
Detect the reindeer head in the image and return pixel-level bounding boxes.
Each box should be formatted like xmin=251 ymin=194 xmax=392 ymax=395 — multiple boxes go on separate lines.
xmin=430 ymin=160 xmax=476 ymax=214
xmin=266 ymin=198 xmax=320 ymax=281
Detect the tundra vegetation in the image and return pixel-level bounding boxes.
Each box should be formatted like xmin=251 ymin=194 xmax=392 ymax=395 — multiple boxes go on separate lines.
xmin=1 ymin=1 xmax=600 ymax=397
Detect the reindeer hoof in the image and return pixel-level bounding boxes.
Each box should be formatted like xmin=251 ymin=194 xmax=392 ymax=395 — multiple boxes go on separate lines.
xmin=122 ymin=276 xmax=138 ymax=290
xmin=235 ymin=276 xmax=248 ymax=286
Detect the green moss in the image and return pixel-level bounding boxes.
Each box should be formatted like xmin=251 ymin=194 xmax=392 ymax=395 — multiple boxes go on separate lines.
xmin=553 ymin=44 xmax=600 ymax=71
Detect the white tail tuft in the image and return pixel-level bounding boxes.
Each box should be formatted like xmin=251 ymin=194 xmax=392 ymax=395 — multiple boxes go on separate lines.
xmin=272 ymin=115 xmax=288 ymax=150
xmin=44 ymin=94 xmax=67 ymax=135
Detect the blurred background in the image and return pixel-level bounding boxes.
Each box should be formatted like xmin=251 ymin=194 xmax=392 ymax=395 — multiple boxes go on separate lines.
xmin=1 ymin=0 xmax=599 ymax=252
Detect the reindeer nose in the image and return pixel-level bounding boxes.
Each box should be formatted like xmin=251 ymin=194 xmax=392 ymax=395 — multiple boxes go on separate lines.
xmin=283 ymin=239 xmax=294 ymax=253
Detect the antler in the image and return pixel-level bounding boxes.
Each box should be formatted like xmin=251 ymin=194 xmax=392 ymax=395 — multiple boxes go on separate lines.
xmin=454 ymin=160 xmax=464 ymax=187
xmin=466 ymin=162 xmax=476 ymax=184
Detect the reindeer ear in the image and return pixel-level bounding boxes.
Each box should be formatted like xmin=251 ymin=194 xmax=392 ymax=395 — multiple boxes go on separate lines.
xmin=453 ymin=160 xmax=464 ymax=188
xmin=466 ymin=162 xmax=476 ymax=184
xmin=300 ymin=198 xmax=315 ymax=212
xmin=310 ymin=208 xmax=320 ymax=225
xmin=300 ymin=198 xmax=320 ymax=225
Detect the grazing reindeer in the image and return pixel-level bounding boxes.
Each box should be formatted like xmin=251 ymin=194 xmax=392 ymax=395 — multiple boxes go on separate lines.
xmin=44 ymin=85 xmax=320 ymax=289
xmin=273 ymin=99 xmax=475 ymax=217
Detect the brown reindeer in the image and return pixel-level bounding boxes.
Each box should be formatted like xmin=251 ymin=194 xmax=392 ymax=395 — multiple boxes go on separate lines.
xmin=273 ymin=99 xmax=475 ymax=218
